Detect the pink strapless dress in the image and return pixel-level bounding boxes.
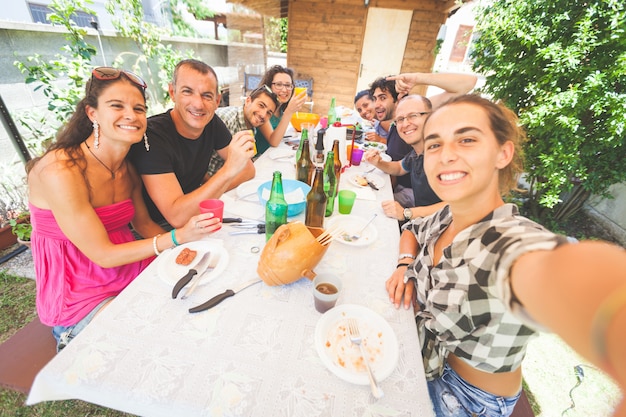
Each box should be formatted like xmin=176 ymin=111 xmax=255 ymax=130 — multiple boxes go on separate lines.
xmin=29 ymin=199 xmax=153 ymax=326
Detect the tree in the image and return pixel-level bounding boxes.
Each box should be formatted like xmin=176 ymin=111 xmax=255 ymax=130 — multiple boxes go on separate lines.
xmin=471 ymin=0 xmax=626 ymax=220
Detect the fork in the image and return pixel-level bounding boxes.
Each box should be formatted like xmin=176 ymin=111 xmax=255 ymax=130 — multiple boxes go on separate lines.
xmin=347 ymin=318 xmax=384 ymax=399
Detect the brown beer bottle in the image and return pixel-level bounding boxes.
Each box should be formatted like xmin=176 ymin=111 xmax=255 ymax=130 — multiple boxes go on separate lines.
xmin=296 ymin=135 xmax=313 ymax=185
xmin=305 ymin=167 xmax=327 ymax=228
xmin=332 ymin=139 xmax=342 ymax=189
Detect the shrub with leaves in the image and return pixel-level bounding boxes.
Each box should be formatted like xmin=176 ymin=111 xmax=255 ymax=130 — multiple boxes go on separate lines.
xmin=471 ymin=0 xmax=626 ymax=220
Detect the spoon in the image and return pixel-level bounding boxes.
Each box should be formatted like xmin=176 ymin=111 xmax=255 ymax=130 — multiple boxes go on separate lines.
xmin=344 ymin=214 xmax=377 ymax=242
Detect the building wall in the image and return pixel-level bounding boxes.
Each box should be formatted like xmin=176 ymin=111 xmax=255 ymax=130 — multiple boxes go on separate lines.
xmin=0 ymin=21 xmax=236 ymax=167
xmin=287 ymin=0 xmax=456 ymax=114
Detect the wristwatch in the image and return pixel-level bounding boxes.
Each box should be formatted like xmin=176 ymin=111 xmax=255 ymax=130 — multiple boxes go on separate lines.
xmin=403 ymin=208 xmax=412 ymax=221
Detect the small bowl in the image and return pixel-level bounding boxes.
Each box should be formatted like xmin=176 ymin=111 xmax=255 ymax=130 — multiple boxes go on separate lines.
xmin=257 ymin=179 xmax=311 ymax=217
xmin=291 ymin=112 xmax=321 ymax=132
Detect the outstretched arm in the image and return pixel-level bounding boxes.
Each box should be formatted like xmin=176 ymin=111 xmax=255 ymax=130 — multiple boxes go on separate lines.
xmin=511 ymin=241 xmax=626 ymax=405
xmin=387 ymin=72 xmax=478 ymax=109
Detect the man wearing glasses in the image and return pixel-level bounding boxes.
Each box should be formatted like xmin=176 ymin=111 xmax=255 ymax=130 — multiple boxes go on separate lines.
xmin=207 ymin=85 xmax=281 ymax=175
xmin=129 ymin=59 xmax=256 ymax=230
xmin=364 ymin=72 xmax=478 ymax=222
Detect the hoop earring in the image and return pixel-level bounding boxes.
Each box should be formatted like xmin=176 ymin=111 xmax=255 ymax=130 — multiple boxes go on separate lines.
xmin=144 ymin=132 xmax=150 ymax=151
xmin=93 ymin=120 xmax=100 ymax=149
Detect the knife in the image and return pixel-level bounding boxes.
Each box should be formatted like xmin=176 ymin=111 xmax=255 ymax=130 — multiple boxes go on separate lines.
xmin=171 ymin=251 xmax=212 ymax=299
xmin=223 ymin=217 xmax=243 ymax=223
xmin=188 ymin=278 xmax=262 ymax=313
xmin=365 ymin=177 xmax=379 ymax=190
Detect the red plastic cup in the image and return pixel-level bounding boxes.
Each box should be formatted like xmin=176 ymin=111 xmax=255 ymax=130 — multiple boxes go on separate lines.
xmin=199 ymin=199 xmax=224 ymax=229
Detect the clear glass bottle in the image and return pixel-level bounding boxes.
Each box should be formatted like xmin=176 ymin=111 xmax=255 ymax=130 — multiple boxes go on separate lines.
xmin=296 ymin=137 xmax=313 ymax=185
xmin=305 ymin=167 xmax=327 ymax=228
xmin=265 ymin=171 xmax=288 ymax=241
xmin=314 ymin=129 xmax=325 ymax=165
xmin=323 ymin=151 xmax=337 ymax=217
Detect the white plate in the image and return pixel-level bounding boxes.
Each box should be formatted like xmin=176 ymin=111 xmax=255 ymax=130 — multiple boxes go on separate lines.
xmin=157 ymin=241 xmax=229 ymax=287
xmin=327 ymin=215 xmax=378 ymax=246
xmin=349 ymin=173 xmax=385 ymax=190
xmin=362 ymin=141 xmax=387 ymax=152
xmin=379 ymin=153 xmax=392 ymax=162
xmin=235 ymin=179 xmax=265 ymax=201
xmin=315 ymin=304 xmax=399 ymax=385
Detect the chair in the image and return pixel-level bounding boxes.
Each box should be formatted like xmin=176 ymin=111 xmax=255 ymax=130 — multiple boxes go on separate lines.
xmin=243 ymin=73 xmax=263 ymax=96
xmin=242 ymin=64 xmax=265 ymax=97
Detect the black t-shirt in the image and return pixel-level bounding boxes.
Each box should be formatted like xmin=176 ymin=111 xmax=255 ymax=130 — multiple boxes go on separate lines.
xmin=129 ymin=110 xmax=232 ymax=223
xmin=385 ymin=124 xmax=413 ymax=189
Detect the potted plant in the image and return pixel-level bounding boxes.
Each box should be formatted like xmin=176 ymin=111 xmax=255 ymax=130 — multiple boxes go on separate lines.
xmin=9 ymin=212 xmax=32 ymax=248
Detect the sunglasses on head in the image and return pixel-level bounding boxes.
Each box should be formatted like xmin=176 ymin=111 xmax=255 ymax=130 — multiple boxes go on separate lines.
xmin=91 ymin=67 xmax=147 ymax=90
xmin=251 ymin=84 xmax=280 ymax=105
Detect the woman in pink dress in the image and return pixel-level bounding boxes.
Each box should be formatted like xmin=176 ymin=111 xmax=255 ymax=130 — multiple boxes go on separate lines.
xmin=27 ymin=67 xmax=220 ymax=351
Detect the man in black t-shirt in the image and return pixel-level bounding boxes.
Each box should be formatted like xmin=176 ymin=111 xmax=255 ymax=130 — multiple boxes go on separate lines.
xmin=129 ymin=59 xmax=255 ymax=229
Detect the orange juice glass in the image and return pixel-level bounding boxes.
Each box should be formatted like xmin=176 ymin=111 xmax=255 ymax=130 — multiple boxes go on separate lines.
xmin=294 ymin=87 xmax=307 ymax=98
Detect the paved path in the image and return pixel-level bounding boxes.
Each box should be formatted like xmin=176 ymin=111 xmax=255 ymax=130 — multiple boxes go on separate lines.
xmin=0 ymin=245 xmax=35 ymax=280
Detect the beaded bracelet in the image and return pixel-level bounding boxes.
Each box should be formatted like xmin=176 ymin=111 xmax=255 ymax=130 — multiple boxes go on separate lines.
xmin=396 ymin=263 xmax=410 ymax=269
xmin=152 ymin=234 xmax=161 ymax=256
xmin=170 ymin=228 xmax=180 ymax=246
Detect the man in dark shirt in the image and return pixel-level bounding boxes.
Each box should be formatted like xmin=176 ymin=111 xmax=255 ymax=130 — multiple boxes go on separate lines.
xmin=129 ymin=59 xmax=255 ymax=229
xmin=365 ymin=72 xmax=478 ymax=221
xmin=369 ymin=78 xmax=414 ymax=207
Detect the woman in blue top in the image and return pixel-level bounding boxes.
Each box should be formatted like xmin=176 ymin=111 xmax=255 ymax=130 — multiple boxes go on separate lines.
xmin=253 ymin=65 xmax=307 ymax=155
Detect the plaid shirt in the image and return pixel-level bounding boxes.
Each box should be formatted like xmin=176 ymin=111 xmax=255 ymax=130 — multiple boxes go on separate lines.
xmin=208 ymin=106 xmax=255 ymax=177
xmin=403 ymin=204 xmax=568 ymax=379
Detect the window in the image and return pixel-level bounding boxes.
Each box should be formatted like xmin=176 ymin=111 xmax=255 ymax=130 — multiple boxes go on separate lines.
xmin=449 ymin=25 xmax=474 ymax=63
xmin=28 ymin=3 xmax=97 ymax=28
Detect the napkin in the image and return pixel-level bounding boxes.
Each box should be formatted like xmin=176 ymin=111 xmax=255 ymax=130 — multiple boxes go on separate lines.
xmin=353 ymin=187 xmax=376 ymax=201
xmin=221 ymin=194 xmax=264 ymax=220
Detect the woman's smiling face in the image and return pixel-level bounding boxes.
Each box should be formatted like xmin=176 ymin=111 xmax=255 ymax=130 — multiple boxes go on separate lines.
xmin=422 ymin=102 xmax=514 ymax=208
xmin=270 ymin=72 xmax=294 ymax=104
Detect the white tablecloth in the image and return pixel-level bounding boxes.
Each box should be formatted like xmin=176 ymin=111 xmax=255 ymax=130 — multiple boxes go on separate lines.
xmin=27 ymin=141 xmax=434 ymax=417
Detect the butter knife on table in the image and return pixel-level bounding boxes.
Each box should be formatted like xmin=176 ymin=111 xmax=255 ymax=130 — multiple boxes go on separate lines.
xmin=188 ymin=278 xmax=262 ymax=313
xmin=171 ymin=251 xmax=213 ymax=299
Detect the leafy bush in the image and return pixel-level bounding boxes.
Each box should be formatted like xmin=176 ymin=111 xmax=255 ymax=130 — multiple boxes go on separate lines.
xmin=471 ymin=0 xmax=626 ymax=220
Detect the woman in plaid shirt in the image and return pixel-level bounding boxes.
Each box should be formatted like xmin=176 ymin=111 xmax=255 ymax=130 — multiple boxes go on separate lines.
xmin=386 ymin=94 xmax=626 ymax=417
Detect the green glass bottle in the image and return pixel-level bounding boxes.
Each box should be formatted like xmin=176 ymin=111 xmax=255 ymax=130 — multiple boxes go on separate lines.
xmin=295 ymin=126 xmax=308 ymax=163
xmin=265 ymin=171 xmax=288 ymax=241
xmin=328 ymin=97 xmax=337 ymax=126
xmin=323 ymin=151 xmax=337 ymax=217
xmin=305 ymin=167 xmax=327 ymax=229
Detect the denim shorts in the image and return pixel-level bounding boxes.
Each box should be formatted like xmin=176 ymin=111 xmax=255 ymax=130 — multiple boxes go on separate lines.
xmin=52 ymin=297 xmax=114 ymax=352
xmin=427 ymin=363 xmax=521 ymax=417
